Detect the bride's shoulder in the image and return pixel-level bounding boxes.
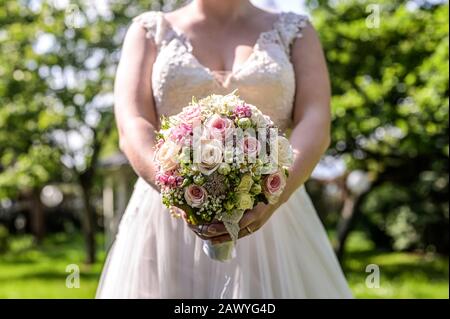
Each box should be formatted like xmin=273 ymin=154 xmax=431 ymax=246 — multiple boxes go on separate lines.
xmin=133 ymin=10 xmax=163 ymax=22
xmin=132 ymin=11 xmax=164 ymax=39
xmin=272 ymin=11 xmax=312 ymax=50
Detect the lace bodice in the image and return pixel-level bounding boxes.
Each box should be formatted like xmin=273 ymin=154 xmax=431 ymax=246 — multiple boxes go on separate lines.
xmin=134 ymin=11 xmax=309 ymax=131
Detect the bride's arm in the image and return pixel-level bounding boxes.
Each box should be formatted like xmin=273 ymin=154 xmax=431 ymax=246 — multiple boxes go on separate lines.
xmin=114 ymin=22 xmax=160 ymax=190
xmin=204 ymin=24 xmax=331 ymax=244
xmin=279 ymin=23 xmax=331 ymax=203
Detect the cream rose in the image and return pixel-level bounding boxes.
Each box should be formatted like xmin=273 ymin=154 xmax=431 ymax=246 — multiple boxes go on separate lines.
xmin=196 ymin=139 xmax=223 ymax=175
xmin=263 ymin=171 xmax=287 ymax=204
xmin=184 ymin=184 xmax=207 ymax=208
xmin=277 ymin=136 xmax=294 ymax=167
xmin=236 ymin=192 xmax=254 ymax=211
xmin=251 ymin=111 xmax=268 ymax=128
xmin=155 ymin=140 xmax=181 ymax=171
xmin=236 ymin=174 xmax=254 ymax=193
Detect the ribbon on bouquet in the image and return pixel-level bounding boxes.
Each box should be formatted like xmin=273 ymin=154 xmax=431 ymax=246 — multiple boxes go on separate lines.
xmin=217 ymin=209 xmax=245 ymax=243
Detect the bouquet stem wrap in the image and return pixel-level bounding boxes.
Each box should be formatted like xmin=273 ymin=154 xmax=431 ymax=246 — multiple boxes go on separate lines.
xmin=203 ymin=209 xmax=244 ymax=262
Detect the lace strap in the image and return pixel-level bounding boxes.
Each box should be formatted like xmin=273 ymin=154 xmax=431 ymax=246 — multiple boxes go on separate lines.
xmin=133 ymin=11 xmax=172 ymax=48
xmin=276 ymin=12 xmax=310 ymax=53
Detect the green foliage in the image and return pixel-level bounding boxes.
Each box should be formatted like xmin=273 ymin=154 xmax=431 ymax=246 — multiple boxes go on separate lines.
xmin=0 ymin=225 xmax=9 ymax=253
xmin=312 ymin=0 xmax=449 ymax=252
xmin=0 ymin=1 xmax=183 ymax=198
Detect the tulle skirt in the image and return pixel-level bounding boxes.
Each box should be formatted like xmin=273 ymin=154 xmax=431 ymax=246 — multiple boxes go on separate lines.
xmin=96 ymin=178 xmax=353 ymax=298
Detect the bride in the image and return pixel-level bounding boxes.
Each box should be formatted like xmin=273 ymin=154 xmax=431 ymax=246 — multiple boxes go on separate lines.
xmin=96 ymin=0 xmax=353 ymax=298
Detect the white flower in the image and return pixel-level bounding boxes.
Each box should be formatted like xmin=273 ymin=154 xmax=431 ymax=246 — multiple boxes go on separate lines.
xmin=196 ymin=139 xmax=223 ymax=175
xmin=155 ymin=140 xmax=181 ymax=171
xmin=251 ymin=110 xmax=269 ymax=128
xmin=277 ymin=136 xmax=294 ymax=167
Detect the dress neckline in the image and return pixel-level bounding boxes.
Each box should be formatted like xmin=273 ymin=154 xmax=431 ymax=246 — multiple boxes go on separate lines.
xmin=159 ymin=12 xmax=284 ymax=84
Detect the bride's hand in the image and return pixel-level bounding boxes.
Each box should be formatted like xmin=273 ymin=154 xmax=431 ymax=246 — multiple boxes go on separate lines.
xmin=183 ymin=202 xmax=282 ymax=244
xmin=209 ymin=202 xmax=280 ymax=245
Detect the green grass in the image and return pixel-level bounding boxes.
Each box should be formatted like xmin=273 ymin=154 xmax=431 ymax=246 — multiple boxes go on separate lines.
xmin=342 ymin=232 xmax=449 ymax=299
xmin=0 ymin=231 xmax=448 ymax=298
xmin=0 ymin=233 xmax=105 ymax=298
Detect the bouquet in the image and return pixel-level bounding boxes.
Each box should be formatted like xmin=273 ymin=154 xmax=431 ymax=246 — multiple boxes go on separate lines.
xmin=154 ymin=91 xmax=294 ymax=261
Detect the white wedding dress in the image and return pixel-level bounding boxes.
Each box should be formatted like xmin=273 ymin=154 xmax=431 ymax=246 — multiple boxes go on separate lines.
xmin=96 ymin=11 xmax=353 ymax=299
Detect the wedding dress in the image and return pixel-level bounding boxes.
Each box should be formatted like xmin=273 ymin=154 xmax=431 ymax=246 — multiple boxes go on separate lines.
xmin=96 ymin=11 xmax=353 ymax=299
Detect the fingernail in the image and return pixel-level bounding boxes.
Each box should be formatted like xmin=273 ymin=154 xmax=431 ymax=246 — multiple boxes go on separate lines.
xmin=209 ymin=227 xmax=216 ymax=234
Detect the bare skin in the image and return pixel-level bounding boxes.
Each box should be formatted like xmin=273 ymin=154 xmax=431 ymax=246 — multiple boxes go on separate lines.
xmin=115 ymin=0 xmax=331 ymax=244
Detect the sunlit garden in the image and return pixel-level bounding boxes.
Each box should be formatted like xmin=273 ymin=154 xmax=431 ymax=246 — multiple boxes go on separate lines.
xmin=0 ymin=0 xmax=448 ymax=299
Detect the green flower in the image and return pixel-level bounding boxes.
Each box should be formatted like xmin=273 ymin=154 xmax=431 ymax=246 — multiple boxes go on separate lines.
xmin=236 ymin=193 xmax=254 ymax=211
xmin=224 ymin=200 xmax=235 ymax=211
xmin=218 ymin=163 xmax=231 ymax=175
xmin=236 ymin=174 xmax=254 ymax=193
xmin=193 ymin=175 xmax=205 ymax=185
xmin=250 ymin=183 xmax=262 ymax=195
xmin=237 ymin=117 xmax=252 ymax=129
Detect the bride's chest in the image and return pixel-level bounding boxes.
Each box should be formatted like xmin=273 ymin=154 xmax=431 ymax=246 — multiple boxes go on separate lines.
xmin=151 ymin=37 xmax=296 ymax=100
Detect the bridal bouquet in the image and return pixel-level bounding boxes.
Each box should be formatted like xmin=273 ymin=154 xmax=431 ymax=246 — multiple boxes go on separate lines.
xmin=154 ymin=92 xmax=293 ymax=261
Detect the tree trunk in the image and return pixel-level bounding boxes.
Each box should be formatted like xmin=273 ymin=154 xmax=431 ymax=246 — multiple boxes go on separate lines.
xmin=79 ymin=179 xmax=97 ymax=264
xmin=29 ymin=189 xmax=45 ymax=243
xmin=335 ymin=194 xmax=359 ymax=261
xmin=76 ymin=114 xmax=113 ymax=264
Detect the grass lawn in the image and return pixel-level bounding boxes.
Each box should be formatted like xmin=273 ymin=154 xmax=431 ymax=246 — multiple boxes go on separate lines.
xmin=0 ymin=231 xmax=447 ymax=298
xmin=0 ymin=233 xmax=106 ymax=298
xmin=342 ymin=232 xmax=448 ymax=299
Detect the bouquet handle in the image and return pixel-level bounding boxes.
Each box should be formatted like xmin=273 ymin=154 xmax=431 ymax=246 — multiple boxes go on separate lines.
xmin=202 ymin=240 xmax=236 ymax=262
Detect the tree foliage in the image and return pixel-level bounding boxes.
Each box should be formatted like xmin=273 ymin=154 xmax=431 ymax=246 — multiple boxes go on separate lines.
xmin=0 ymin=0 xmax=183 ymax=261
xmin=312 ymin=0 xmax=449 ymax=252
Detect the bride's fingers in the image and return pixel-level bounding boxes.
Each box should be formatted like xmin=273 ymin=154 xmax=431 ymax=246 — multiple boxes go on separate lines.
xmin=210 ymin=225 xmax=255 ymax=245
xmin=186 ymin=222 xmax=228 ymax=238
xmin=238 ymin=205 xmax=264 ymax=228
xmin=204 ymin=222 xmax=228 ymax=237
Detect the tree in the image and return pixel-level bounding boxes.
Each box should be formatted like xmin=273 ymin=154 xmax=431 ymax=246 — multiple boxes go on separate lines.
xmin=1 ymin=0 xmax=186 ymax=262
xmin=0 ymin=1 xmax=64 ymax=241
xmin=310 ymin=0 xmax=449 ymax=254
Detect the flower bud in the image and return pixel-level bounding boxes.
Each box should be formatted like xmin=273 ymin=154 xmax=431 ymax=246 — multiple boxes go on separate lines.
xmin=237 ymin=117 xmax=252 ymax=129
xmin=250 ymin=183 xmax=262 ymax=195
xmin=218 ymin=163 xmax=231 ymax=175
xmin=193 ymin=175 xmax=205 ymax=186
xmin=224 ymin=200 xmax=234 ymax=211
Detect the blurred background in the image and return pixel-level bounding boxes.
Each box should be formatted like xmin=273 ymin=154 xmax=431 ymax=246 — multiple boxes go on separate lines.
xmin=0 ymin=0 xmax=448 ymax=298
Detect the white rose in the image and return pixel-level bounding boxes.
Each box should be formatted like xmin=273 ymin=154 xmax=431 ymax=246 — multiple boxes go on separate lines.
xmin=155 ymin=140 xmax=181 ymax=171
xmin=277 ymin=136 xmax=294 ymax=167
xmin=251 ymin=111 xmax=269 ymax=128
xmin=196 ymin=139 xmax=223 ymax=175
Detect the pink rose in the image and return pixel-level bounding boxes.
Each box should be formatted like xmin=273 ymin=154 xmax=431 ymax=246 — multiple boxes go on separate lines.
xmin=205 ymin=114 xmax=234 ymax=140
xmin=180 ymin=105 xmax=202 ymax=124
xmin=243 ymin=136 xmax=261 ymax=158
xmin=184 ymin=184 xmax=207 ymax=208
xmin=170 ymin=123 xmax=193 ymax=143
xmin=263 ymin=171 xmax=287 ymax=204
xmin=234 ymin=104 xmax=252 ymax=118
